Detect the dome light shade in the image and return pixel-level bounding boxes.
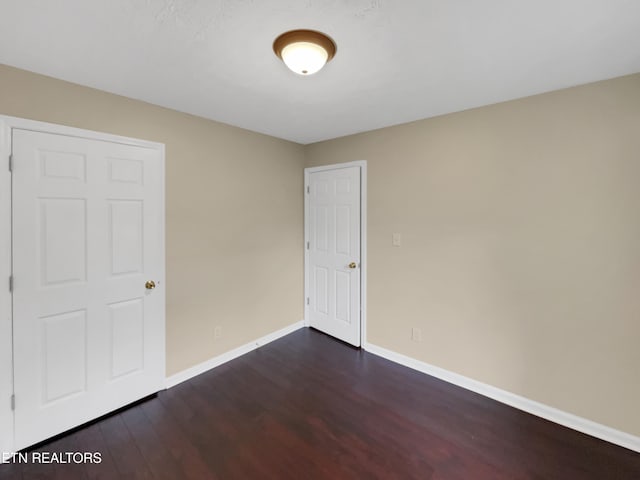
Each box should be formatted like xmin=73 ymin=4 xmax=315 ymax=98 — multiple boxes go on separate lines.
xmin=273 ymin=30 xmax=336 ymax=75
xmin=281 ymin=42 xmax=328 ymax=75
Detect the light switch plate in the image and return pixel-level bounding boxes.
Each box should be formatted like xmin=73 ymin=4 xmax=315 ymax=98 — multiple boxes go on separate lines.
xmin=392 ymin=233 xmax=401 ymax=247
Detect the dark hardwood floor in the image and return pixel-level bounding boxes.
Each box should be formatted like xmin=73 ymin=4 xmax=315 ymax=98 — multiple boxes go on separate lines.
xmin=2 ymin=327 xmax=639 ymax=479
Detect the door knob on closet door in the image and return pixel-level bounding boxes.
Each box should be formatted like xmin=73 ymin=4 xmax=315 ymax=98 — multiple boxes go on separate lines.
xmin=348 ymin=262 xmax=357 ymax=269
xmin=145 ymin=280 xmax=156 ymax=290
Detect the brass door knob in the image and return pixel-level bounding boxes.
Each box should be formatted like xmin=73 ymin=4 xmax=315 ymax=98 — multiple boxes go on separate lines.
xmin=348 ymin=262 xmax=357 ymax=269
xmin=145 ymin=280 xmax=156 ymax=290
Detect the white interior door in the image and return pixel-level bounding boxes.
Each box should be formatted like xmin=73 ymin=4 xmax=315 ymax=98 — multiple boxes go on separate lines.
xmin=12 ymin=128 xmax=164 ymax=450
xmin=307 ymin=166 xmax=361 ymax=346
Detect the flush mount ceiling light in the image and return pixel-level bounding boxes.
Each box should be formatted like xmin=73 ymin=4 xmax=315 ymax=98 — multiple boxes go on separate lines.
xmin=273 ymin=29 xmax=336 ymax=76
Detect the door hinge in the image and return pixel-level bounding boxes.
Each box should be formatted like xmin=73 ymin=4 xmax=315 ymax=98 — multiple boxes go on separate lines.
xmin=306 ymin=241 xmax=310 ymax=250
xmin=306 ymin=297 xmax=310 ymax=305
xmin=10 ymin=394 xmax=15 ymax=411
xmin=8 ymin=154 xmax=12 ymax=172
xmin=8 ymin=275 xmax=12 ymax=293
xmin=306 ymin=185 xmax=310 ymax=194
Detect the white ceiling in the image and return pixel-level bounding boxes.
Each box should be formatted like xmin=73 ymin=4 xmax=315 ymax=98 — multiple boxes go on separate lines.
xmin=0 ymin=0 xmax=639 ymax=144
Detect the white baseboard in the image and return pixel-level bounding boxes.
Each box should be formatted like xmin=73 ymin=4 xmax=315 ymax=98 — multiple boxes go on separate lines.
xmin=363 ymin=342 xmax=640 ymax=454
xmin=165 ymin=321 xmax=304 ymax=388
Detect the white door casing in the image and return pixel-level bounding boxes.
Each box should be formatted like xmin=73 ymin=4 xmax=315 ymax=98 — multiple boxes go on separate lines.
xmin=8 ymin=123 xmax=165 ymax=451
xmin=0 ymin=120 xmax=12 ymax=458
xmin=305 ymin=162 xmax=366 ymax=347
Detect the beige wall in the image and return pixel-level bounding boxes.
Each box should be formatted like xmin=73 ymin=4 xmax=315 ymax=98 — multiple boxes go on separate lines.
xmin=0 ymin=64 xmax=304 ymax=375
xmin=2 ymin=62 xmax=639 ymax=440
xmin=306 ymin=73 xmax=640 ymax=437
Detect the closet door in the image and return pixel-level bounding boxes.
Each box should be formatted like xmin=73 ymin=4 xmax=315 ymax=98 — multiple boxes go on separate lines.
xmin=12 ymin=128 xmax=164 ymax=450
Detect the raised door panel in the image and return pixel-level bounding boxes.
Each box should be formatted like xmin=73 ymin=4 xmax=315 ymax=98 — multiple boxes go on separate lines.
xmin=39 ymin=198 xmax=87 ymax=286
xmin=335 ymin=271 xmax=351 ymax=324
xmin=108 ymin=157 xmax=144 ymax=185
xmin=41 ymin=310 xmax=88 ymax=404
xmin=335 ymin=205 xmax=351 ymax=256
xmin=109 ymin=200 xmax=144 ymax=276
xmin=109 ymin=299 xmax=145 ymax=380
xmin=314 ymin=266 xmax=329 ymax=315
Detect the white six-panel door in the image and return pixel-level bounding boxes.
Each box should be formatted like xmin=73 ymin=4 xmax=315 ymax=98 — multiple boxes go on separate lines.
xmin=12 ymin=128 xmax=164 ymax=450
xmin=307 ymin=166 xmax=362 ymax=346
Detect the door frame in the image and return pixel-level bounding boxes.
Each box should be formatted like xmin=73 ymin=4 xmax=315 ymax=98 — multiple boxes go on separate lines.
xmin=0 ymin=115 xmax=166 ymax=459
xmin=304 ymin=161 xmax=367 ymax=347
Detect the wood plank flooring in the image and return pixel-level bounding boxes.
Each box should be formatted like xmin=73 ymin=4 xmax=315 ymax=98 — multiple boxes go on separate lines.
xmin=1 ymin=327 xmax=639 ymax=479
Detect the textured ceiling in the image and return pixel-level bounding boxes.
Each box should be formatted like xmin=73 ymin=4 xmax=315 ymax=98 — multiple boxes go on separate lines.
xmin=0 ymin=0 xmax=639 ymax=144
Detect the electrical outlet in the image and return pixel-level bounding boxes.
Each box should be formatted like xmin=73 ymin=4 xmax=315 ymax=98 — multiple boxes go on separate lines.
xmin=393 ymin=233 xmax=401 ymax=247
xmin=214 ymin=326 xmax=222 ymax=340
xmin=412 ymin=327 xmax=422 ymax=342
